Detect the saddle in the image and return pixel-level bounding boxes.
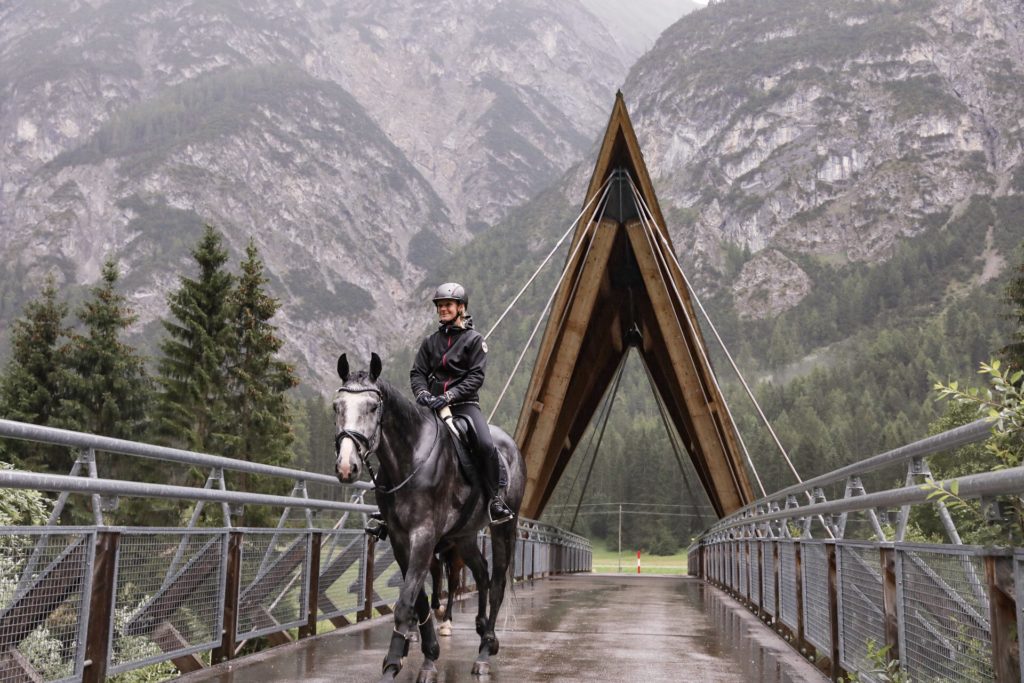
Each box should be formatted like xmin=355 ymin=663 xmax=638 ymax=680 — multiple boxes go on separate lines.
xmin=439 ymin=409 xmax=507 ymax=492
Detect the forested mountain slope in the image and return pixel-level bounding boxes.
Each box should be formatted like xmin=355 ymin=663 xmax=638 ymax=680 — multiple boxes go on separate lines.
xmin=438 ymin=0 xmax=1024 ymax=540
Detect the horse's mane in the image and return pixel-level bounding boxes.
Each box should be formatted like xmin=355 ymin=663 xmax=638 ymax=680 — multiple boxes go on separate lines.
xmin=343 ymin=371 xmax=423 ymax=426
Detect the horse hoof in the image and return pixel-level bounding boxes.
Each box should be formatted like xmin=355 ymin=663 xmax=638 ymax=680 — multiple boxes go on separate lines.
xmin=439 ymin=620 xmax=453 ymax=636
xmin=472 ymin=661 xmax=490 ymax=675
xmin=417 ymin=669 xmax=439 ymax=683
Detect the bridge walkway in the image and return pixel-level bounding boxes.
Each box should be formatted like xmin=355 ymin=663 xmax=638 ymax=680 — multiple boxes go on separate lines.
xmin=179 ymin=574 xmax=822 ymax=682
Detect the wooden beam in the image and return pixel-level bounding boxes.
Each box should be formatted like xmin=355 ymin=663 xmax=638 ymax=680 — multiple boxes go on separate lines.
xmin=520 ymin=220 xmax=619 ymax=514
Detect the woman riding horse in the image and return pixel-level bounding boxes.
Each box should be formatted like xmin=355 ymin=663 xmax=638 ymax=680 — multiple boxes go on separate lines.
xmin=333 ymin=286 xmax=525 ymax=681
xmin=410 ymin=282 xmax=514 ymax=524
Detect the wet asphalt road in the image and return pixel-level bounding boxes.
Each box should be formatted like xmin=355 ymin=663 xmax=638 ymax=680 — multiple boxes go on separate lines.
xmin=178 ymin=574 xmax=824 ymax=682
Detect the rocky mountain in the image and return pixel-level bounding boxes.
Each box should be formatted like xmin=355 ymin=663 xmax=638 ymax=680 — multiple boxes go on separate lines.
xmin=578 ymin=0 xmax=703 ymax=62
xmin=624 ymin=0 xmax=1024 ymax=319
xmin=0 ymin=0 xmax=636 ymax=386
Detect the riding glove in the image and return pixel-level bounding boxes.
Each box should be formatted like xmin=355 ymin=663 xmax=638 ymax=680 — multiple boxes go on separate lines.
xmin=426 ymin=395 xmax=447 ymax=410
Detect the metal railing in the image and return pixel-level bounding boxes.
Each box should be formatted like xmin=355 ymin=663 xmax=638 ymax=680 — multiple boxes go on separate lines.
xmin=688 ymin=418 xmax=1023 ymax=682
xmin=0 ymin=419 xmax=592 ymax=682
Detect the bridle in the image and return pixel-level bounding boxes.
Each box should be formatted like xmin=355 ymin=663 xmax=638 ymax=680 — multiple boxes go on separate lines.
xmin=334 ymin=385 xmax=439 ymax=495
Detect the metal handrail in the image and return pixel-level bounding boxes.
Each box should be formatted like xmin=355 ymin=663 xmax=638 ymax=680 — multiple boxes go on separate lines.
xmin=705 ymin=418 xmax=994 ymax=536
xmin=0 ymin=418 xmax=373 ymax=490
xmin=0 ymin=469 xmax=378 ymax=514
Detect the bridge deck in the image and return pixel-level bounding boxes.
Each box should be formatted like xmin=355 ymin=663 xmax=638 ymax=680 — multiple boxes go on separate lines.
xmin=179 ymin=575 xmax=823 ymax=682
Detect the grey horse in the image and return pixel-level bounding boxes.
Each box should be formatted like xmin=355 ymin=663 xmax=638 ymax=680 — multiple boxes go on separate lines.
xmin=333 ymin=353 xmax=526 ymax=682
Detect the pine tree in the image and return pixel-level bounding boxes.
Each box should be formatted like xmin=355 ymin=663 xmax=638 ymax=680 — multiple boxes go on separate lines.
xmin=1002 ymin=242 xmax=1024 ymax=373
xmin=0 ymin=274 xmax=70 ymax=471
xmin=155 ymin=226 xmax=235 ymax=454
xmin=59 ymin=259 xmax=151 ymax=441
xmin=223 ymin=239 xmax=298 ymax=524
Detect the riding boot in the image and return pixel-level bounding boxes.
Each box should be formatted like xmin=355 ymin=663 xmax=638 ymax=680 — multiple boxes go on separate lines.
xmin=484 ymin=448 xmax=514 ymax=525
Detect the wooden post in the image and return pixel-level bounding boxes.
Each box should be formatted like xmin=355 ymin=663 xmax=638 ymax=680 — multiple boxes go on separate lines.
xmin=212 ymin=532 xmax=242 ymax=664
xmin=827 ymin=543 xmax=844 ymax=681
xmin=880 ymin=546 xmax=900 ymax=669
xmin=986 ymin=554 xmax=1019 ymax=682
xmin=772 ymin=542 xmax=780 ymax=623
xmin=83 ymin=531 xmax=119 ymax=683
xmin=358 ymin=536 xmax=376 ymax=622
xmin=794 ymin=542 xmax=809 ymax=657
xmin=299 ymin=532 xmax=321 ymax=639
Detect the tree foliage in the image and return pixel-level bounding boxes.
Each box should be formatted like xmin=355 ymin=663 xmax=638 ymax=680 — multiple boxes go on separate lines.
xmin=222 ymin=239 xmax=299 ymax=525
xmin=0 ymin=274 xmax=70 ymax=471
xmin=154 ymin=225 xmax=235 ymax=454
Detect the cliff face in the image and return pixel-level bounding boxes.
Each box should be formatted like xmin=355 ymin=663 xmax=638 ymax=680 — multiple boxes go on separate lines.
xmin=0 ymin=0 xmax=634 ymax=384
xmin=624 ymin=0 xmax=1024 ymax=316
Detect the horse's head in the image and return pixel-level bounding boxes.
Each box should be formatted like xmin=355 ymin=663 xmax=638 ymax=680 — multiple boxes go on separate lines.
xmin=333 ymin=352 xmax=384 ymax=484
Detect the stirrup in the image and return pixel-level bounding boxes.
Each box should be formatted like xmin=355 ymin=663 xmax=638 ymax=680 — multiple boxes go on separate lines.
xmin=488 ymin=497 xmax=514 ymax=525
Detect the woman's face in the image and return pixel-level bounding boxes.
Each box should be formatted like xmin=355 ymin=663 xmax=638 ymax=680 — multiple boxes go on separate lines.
xmin=436 ymin=299 xmax=462 ymax=323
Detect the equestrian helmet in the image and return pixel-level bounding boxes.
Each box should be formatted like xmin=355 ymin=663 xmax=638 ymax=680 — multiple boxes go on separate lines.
xmin=431 ymin=282 xmax=468 ymax=307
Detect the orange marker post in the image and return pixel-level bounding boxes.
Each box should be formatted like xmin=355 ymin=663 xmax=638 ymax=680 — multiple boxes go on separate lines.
xmin=637 ymin=550 xmax=641 ymax=574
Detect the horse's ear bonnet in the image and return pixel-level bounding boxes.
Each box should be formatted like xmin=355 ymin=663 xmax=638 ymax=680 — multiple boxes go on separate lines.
xmin=338 ymin=354 xmax=349 ymax=381
xmin=370 ymin=353 xmax=382 ymax=381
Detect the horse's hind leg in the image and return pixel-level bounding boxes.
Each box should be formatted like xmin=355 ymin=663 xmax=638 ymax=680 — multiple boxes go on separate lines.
xmin=475 ymin=521 xmax=517 ymax=675
xmin=439 ymin=553 xmax=461 ymax=636
xmin=457 ymin=539 xmax=490 ymax=637
xmin=429 ymin=555 xmax=442 ymax=616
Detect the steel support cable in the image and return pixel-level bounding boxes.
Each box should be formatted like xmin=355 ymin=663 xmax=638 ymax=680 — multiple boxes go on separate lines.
xmin=627 ymin=182 xmax=833 ymax=537
xmin=625 ymin=180 xmax=798 ymax=495
xmin=556 ymin=360 xmax=619 ymax=528
xmin=484 ymin=175 xmax=614 ymax=342
xmin=556 ymin=354 xmax=620 ymax=527
xmin=569 ymin=354 xmax=628 ymax=533
xmin=487 ymin=188 xmax=611 ymax=423
xmin=625 ymin=182 xmax=768 ymax=494
xmin=638 ymin=354 xmax=749 ymax=527
xmin=626 ymin=179 xmax=802 ymax=487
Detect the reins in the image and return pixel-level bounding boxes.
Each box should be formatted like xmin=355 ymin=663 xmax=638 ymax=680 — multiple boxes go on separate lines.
xmin=335 ymin=385 xmax=441 ymax=496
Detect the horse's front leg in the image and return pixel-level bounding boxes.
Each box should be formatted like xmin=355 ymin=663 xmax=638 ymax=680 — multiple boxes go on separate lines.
xmin=380 ymin=534 xmax=441 ymax=683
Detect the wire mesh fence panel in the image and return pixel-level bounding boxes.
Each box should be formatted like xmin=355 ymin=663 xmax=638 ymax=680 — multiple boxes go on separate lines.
xmin=109 ymin=530 xmax=226 ymax=675
xmin=779 ymin=541 xmax=798 ymax=631
xmin=726 ymin=543 xmax=734 ymax=589
xmin=315 ymin=530 xmax=365 ymax=623
xmin=0 ymin=528 xmax=93 ymax=683
xmin=897 ymin=545 xmax=992 ymax=683
xmin=837 ymin=543 xmax=885 ymax=681
xmin=749 ymin=541 xmax=760 ymax=608
xmin=236 ymin=531 xmax=310 ymax=641
xmin=762 ymin=541 xmax=776 ymax=618
xmin=801 ymin=542 xmax=831 ymax=655
xmin=738 ymin=542 xmax=749 ymax=599
xmin=371 ymin=540 xmax=401 ymax=610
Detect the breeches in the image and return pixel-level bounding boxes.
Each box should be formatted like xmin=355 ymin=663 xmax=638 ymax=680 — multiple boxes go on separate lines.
xmin=451 ymin=403 xmax=506 ymax=488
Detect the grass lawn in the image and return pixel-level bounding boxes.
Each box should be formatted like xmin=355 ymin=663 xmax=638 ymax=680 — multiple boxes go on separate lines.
xmin=588 ymin=543 xmax=689 ymax=575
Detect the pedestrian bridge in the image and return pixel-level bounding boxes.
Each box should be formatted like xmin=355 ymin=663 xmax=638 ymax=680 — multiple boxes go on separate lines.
xmin=2 ymin=415 xmax=1023 ymax=682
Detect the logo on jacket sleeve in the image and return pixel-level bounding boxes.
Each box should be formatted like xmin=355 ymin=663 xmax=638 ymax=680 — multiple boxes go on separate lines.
xmin=481 ymin=341 xmax=488 ymax=353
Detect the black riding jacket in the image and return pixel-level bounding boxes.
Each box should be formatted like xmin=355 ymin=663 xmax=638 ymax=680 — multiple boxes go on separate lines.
xmin=410 ymin=316 xmax=487 ymax=405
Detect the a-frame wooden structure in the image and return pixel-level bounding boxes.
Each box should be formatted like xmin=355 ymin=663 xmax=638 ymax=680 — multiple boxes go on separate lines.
xmin=513 ymin=93 xmax=754 ymax=519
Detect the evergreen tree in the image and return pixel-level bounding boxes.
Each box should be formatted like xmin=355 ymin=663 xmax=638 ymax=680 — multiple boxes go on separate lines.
xmin=1002 ymin=242 xmax=1024 ymax=373
xmin=59 ymin=259 xmax=151 ymax=441
xmin=223 ymin=239 xmax=298 ymax=523
xmin=0 ymin=274 xmax=70 ymax=471
xmin=155 ymin=226 xmax=235 ymax=454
